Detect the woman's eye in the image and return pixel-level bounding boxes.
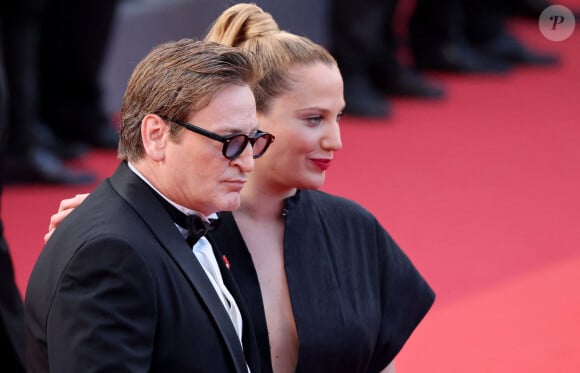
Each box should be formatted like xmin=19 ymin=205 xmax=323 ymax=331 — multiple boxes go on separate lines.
xmin=306 ymin=116 xmax=323 ymax=125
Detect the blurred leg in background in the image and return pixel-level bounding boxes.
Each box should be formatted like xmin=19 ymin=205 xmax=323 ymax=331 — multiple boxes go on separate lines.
xmin=330 ymin=0 xmax=444 ymax=118
xmin=0 ymin=0 xmax=97 ymax=185
xmin=38 ymin=0 xmax=119 ymax=150
xmin=463 ymin=0 xmax=559 ymax=68
xmin=410 ymin=0 xmax=512 ymax=73
xmin=0 ymin=14 xmax=25 ymax=373
xmin=410 ymin=0 xmax=559 ymax=74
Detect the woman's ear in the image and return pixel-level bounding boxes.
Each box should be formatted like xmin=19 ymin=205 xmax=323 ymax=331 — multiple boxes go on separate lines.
xmin=141 ymin=114 xmax=170 ymax=162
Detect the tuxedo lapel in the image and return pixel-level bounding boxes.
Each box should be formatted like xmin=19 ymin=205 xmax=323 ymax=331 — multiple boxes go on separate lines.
xmin=210 ymin=236 xmax=261 ymax=373
xmin=108 ymin=162 xmax=248 ymax=373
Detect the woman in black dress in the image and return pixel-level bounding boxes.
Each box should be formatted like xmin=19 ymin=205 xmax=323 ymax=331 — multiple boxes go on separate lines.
xmin=205 ymin=5 xmax=434 ymax=372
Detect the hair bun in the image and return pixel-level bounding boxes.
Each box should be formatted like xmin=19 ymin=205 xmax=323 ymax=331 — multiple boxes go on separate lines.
xmin=206 ymin=3 xmax=280 ymax=47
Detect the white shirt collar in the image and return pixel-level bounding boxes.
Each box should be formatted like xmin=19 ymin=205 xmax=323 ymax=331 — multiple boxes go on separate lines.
xmin=127 ymin=162 xmax=217 ymax=221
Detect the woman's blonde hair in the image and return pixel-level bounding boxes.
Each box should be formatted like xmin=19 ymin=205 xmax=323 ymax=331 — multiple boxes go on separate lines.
xmin=205 ymin=3 xmax=337 ymax=113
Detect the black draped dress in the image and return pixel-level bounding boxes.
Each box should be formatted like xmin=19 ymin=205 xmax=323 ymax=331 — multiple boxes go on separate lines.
xmin=211 ymin=189 xmax=435 ymax=373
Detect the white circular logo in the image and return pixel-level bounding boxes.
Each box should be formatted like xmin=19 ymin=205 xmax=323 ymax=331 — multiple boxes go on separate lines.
xmin=539 ymin=5 xmax=575 ymax=41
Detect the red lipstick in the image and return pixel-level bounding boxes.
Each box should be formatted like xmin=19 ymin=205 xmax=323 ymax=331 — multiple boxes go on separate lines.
xmin=311 ymin=158 xmax=331 ymax=171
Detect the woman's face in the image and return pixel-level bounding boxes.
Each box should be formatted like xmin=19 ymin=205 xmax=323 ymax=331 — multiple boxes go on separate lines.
xmin=255 ymin=62 xmax=345 ymax=192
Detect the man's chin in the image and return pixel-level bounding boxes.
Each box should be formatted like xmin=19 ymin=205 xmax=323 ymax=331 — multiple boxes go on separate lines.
xmin=218 ymin=194 xmax=242 ymax=212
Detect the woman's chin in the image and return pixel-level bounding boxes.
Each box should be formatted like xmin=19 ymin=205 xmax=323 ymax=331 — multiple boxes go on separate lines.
xmin=300 ymin=175 xmax=326 ymax=190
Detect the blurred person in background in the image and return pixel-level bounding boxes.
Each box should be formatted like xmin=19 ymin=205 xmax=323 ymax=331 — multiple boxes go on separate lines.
xmin=1 ymin=0 xmax=119 ymax=185
xmin=410 ymin=0 xmax=559 ymax=73
xmin=0 ymin=14 xmax=26 ymax=372
xmin=37 ymin=0 xmax=119 ymax=151
xmin=329 ymin=0 xmax=559 ymax=118
xmin=330 ymin=0 xmax=445 ymax=118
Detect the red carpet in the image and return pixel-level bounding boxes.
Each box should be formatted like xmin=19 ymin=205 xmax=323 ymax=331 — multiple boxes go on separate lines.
xmin=3 ymin=8 xmax=579 ymax=372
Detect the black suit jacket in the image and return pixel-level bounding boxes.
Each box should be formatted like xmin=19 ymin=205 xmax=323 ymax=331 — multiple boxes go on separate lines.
xmin=24 ymin=162 xmax=260 ymax=372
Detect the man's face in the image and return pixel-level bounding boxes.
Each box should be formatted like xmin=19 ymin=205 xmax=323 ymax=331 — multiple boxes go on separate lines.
xmin=161 ymin=84 xmax=258 ymax=216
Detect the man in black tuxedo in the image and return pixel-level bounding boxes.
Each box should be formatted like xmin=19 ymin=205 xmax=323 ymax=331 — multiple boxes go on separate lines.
xmin=25 ymin=38 xmax=274 ymax=372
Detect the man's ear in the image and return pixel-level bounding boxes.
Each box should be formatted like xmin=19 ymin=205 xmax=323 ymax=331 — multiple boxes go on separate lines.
xmin=141 ymin=114 xmax=170 ymax=162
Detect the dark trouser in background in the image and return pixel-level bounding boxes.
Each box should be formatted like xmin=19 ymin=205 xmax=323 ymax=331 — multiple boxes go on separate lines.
xmin=0 ymin=221 xmax=25 ymax=373
xmin=0 ymin=10 xmax=25 ymax=371
xmin=38 ymin=0 xmax=119 ymax=145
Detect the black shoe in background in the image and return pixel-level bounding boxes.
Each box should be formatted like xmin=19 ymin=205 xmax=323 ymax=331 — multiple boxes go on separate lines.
xmin=378 ymin=66 xmax=445 ymax=99
xmin=414 ymin=39 xmax=512 ymax=74
xmin=476 ymin=32 xmax=560 ymax=67
xmin=33 ymin=122 xmax=89 ymax=160
xmin=3 ymin=147 xmax=97 ymax=185
xmin=343 ymin=72 xmax=391 ymax=118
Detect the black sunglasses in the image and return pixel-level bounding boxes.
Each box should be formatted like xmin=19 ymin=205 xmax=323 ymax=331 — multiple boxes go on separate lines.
xmin=162 ymin=117 xmax=275 ymax=160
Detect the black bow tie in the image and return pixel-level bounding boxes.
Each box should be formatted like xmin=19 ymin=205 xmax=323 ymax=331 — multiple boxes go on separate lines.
xmin=154 ymin=192 xmax=220 ymax=246
xmin=183 ymin=214 xmax=220 ymax=246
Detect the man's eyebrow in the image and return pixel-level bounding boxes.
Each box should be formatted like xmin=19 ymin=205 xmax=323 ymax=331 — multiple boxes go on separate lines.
xmin=220 ymin=124 xmax=260 ymax=134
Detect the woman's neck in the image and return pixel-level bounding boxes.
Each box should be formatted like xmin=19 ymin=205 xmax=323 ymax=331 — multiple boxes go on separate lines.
xmin=236 ymin=178 xmax=296 ymax=221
